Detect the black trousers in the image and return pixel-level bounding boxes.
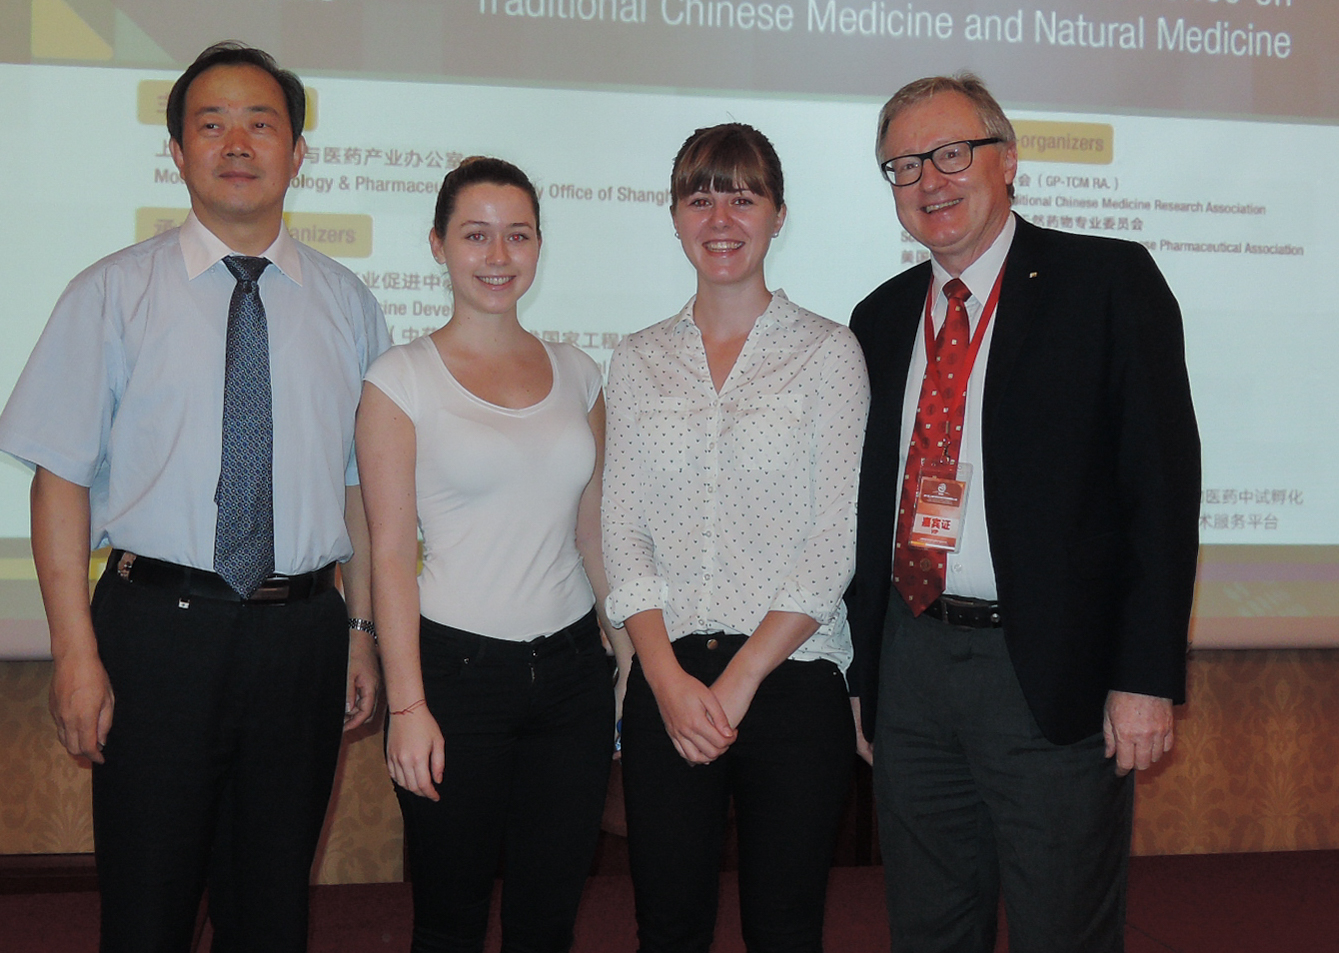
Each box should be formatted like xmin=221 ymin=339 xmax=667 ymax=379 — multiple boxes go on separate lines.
xmin=873 ymin=596 xmax=1134 ymax=953
xmin=89 ymin=565 xmax=350 ymax=953
xmin=621 ymin=635 xmax=855 ymax=953
xmin=395 ymin=611 xmax=614 ymax=953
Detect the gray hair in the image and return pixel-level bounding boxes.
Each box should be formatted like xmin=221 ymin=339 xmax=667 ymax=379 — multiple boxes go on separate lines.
xmin=876 ymin=72 xmax=1016 ymax=198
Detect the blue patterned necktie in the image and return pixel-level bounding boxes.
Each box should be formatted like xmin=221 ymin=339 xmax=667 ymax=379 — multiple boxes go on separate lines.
xmin=214 ymin=255 xmax=275 ymax=597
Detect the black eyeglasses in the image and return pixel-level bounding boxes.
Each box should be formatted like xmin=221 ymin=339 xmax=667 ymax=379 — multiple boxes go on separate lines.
xmin=880 ymin=138 xmax=1004 ymax=187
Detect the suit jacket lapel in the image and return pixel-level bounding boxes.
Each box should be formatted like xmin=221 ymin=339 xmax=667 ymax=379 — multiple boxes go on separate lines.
xmin=983 ymin=215 xmax=1046 ymax=435
xmin=870 ymin=265 xmax=931 ymax=485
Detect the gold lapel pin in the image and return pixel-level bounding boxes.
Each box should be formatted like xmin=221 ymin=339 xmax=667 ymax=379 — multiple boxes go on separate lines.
xmin=1029 ymin=271 xmax=1038 ymax=278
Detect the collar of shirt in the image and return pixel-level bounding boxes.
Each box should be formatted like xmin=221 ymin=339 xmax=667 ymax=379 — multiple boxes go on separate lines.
xmin=928 ymin=212 xmax=1016 ymax=330
xmin=671 ymin=288 xmax=798 ymax=338
xmin=179 ymin=210 xmax=304 ymax=286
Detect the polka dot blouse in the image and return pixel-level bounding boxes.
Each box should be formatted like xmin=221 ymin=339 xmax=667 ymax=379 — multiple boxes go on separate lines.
xmin=601 ymin=290 xmax=871 ymax=671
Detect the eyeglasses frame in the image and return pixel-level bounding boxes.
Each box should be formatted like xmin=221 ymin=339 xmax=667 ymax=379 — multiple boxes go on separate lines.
xmin=880 ymin=137 xmax=1005 ymax=187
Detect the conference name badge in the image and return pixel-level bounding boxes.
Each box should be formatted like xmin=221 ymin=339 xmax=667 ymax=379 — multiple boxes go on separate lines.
xmin=908 ymin=463 xmax=972 ymax=553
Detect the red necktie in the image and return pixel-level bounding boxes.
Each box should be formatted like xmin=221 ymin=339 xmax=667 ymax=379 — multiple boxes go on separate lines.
xmin=893 ymin=278 xmax=972 ymax=614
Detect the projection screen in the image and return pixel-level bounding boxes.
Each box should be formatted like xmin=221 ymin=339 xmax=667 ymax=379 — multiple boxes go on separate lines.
xmin=0 ymin=0 xmax=1335 ymax=656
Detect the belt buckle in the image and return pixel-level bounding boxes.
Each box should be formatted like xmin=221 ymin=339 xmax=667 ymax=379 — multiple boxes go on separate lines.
xmin=247 ymin=577 xmax=291 ymax=604
xmin=940 ymin=594 xmax=1001 ymax=629
xmin=939 ymin=594 xmax=978 ymax=628
xmin=938 ymin=595 xmax=965 ymax=627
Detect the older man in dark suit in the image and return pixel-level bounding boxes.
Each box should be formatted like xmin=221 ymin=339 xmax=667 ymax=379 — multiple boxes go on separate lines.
xmin=846 ymin=74 xmax=1200 ymax=952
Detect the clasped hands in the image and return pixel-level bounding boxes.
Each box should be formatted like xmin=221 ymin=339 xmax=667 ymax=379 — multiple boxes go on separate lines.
xmin=652 ymin=664 xmax=756 ymax=765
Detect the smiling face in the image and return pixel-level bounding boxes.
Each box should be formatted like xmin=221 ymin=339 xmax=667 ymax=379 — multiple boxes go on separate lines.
xmin=672 ymin=186 xmax=785 ymax=293
xmin=168 ymin=64 xmax=305 ymax=247
xmin=880 ymin=90 xmax=1017 ymax=276
xmin=169 ymin=64 xmax=304 ymax=249
xmin=430 ymin=182 xmax=541 ymax=320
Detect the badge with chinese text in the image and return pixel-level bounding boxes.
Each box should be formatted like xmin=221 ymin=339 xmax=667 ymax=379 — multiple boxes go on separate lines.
xmin=908 ymin=463 xmax=972 ymax=552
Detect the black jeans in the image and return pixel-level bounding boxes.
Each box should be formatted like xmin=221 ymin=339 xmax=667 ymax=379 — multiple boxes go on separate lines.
xmin=395 ymin=610 xmax=614 ymax=953
xmin=873 ymin=596 xmax=1134 ymax=953
xmin=89 ymin=566 xmax=350 ymax=953
xmin=621 ymin=635 xmax=855 ymax=953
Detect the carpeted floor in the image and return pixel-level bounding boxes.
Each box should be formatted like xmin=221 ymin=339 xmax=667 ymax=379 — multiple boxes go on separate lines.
xmin=3 ymin=852 xmax=1337 ymax=952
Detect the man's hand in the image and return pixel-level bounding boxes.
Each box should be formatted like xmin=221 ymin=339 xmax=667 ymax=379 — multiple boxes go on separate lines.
xmin=340 ymin=483 xmax=378 ymax=732
xmin=1103 ymin=690 xmax=1174 ymax=776
xmin=344 ymin=629 xmax=380 ymax=731
xmin=851 ymin=697 xmax=874 ymax=766
xmin=31 ymin=467 xmax=109 ymax=762
xmin=49 ymin=649 xmax=114 ymax=763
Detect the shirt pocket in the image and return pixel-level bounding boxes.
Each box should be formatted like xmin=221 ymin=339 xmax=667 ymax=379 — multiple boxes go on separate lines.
xmin=638 ymin=397 xmax=694 ymax=472
xmin=726 ymin=394 xmax=805 ymax=472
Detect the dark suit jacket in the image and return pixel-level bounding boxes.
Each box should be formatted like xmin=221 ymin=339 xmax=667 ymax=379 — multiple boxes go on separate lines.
xmin=847 ymin=216 xmax=1201 ymax=746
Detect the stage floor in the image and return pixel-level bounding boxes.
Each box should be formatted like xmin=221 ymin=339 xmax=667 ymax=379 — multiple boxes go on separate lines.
xmin=3 ymin=852 xmax=1337 ymax=952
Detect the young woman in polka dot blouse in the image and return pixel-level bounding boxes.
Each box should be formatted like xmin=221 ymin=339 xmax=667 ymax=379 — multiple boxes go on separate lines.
xmin=602 ymin=124 xmax=871 ymax=952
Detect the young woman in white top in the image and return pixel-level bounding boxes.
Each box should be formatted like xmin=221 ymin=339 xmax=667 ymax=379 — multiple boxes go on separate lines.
xmin=357 ymin=157 xmax=631 ymax=953
xmin=602 ymin=125 xmax=871 ymax=951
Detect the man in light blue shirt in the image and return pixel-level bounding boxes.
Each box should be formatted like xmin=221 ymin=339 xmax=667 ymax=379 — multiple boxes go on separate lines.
xmin=0 ymin=42 xmax=390 ymax=952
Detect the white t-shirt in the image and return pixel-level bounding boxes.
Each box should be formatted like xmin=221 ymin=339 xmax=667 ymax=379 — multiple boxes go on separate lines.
xmin=364 ymin=334 xmax=603 ymax=640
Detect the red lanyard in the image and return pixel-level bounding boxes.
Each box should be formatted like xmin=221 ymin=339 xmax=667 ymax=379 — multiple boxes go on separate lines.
xmin=921 ymin=259 xmax=1007 ymax=383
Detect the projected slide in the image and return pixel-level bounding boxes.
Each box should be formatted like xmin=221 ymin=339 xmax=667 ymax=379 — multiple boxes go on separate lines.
xmin=0 ymin=0 xmax=1335 ymax=655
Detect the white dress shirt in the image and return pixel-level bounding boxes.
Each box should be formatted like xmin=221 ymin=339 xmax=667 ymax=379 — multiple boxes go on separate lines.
xmin=603 ymin=290 xmax=870 ymax=671
xmin=0 ymin=212 xmax=390 ymax=573
xmin=897 ymin=214 xmax=1017 ymax=600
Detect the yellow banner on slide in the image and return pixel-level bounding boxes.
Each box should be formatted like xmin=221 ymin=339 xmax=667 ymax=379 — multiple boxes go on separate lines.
xmin=1014 ymin=121 xmax=1114 ymax=165
xmin=137 ymin=81 xmax=320 ymax=132
xmin=134 ymin=208 xmax=373 ymax=258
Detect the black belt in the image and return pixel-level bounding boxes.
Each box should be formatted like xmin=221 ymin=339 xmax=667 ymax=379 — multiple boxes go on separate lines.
xmin=107 ymin=550 xmax=337 ymax=605
xmin=924 ymin=594 xmax=1003 ymax=629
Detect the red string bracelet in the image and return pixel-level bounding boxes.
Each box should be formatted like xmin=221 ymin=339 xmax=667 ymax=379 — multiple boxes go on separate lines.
xmin=390 ymin=698 xmax=427 ymax=716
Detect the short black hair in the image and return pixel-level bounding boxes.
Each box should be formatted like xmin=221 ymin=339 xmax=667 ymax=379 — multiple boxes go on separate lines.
xmin=166 ymin=42 xmax=305 ymax=146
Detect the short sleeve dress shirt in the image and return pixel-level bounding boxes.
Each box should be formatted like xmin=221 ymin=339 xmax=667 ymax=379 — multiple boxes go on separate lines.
xmin=0 ymin=213 xmax=391 ymax=573
xmin=602 ymin=290 xmax=870 ymax=671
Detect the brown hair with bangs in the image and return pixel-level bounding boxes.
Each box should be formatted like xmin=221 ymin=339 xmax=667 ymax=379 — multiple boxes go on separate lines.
xmin=670 ymin=123 xmax=784 ymax=210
